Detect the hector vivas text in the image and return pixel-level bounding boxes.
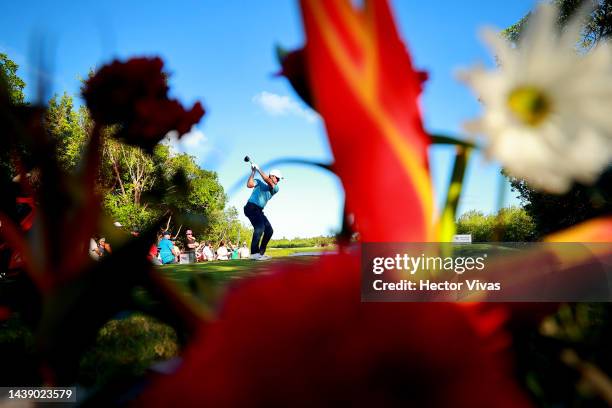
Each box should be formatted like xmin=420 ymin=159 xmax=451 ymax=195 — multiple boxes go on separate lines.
xmin=371 ymin=253 xmax=501 ymax=292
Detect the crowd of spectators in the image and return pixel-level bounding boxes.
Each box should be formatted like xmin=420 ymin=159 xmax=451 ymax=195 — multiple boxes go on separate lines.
xmin=89 ymin=224 xmax=251 ymax=265
xmin=150 ymin=229 xmax=251 ymax=265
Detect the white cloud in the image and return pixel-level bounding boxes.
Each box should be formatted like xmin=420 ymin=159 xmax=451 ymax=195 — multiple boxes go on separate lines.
xmin=252 ymin=91 xmax=319 ymax=123
xmin=181 ymin=128 xmax=208 ymax=148
xmin=165 ymin=127 xmax=212 ymax=163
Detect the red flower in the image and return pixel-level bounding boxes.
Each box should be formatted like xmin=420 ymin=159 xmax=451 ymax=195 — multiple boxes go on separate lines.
xmin=300 ymin=0 xmax=434 ymax=241
xmin=137 ymin=254 xmax=530 ymax=407
xmin=0 ymin=306 xmax=11 ymax=321
xmin=277 ymin=48 xmax=314 ymax=109
xmin=82 ymin=57 xmax=205 ymax=150
xmin=120 ymin=99 xmax=205 ymax=151
xmin=83 ymin=57 xmax=167 ymax=124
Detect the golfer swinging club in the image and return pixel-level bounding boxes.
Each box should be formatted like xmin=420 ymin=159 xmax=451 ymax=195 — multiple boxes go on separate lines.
xmin=244 ymin=160 xmax=282 ymax=260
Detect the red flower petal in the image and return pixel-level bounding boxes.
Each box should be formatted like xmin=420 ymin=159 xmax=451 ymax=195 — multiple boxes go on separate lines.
xmin=137 ymin=255 xmax=531 ymax=407
xmin=301 ymin=0 xmax=434 ymax=241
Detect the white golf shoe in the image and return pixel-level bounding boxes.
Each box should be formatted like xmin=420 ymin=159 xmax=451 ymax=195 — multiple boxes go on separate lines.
xmin=249 ymin=254 xmax=262 ymax=260
xmin=257 ymin=254 xmax=271 ymax=261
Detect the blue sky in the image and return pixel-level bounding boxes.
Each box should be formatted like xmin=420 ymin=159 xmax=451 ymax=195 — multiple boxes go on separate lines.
xmin=0 ymin=0 xmax=535 ymax=238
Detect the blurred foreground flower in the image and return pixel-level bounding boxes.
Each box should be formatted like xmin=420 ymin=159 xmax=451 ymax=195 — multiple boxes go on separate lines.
xmin=83 ymin=57 xmax=204 ymax=151
xmin=137 ymin=1 xmax=533 ymax=405
xmin=461 ymin=4 xmax=612 ymax=193
xmin=137 ymin=254 xmax=530 ymax=407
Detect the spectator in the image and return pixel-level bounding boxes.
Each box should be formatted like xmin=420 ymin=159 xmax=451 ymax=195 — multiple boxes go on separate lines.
xmin=172 ymin=241 xmax=181 ymax=263
xmin=238 ymin=242 xmax=250 ymax=259
xmin=227 ymin=240 xmax=237 ymax=259
xmin=149 ymin=235 xmax=162 ymax=265
xmin=186 ymin=230 xmax=198 ymax=263
xmin=216 ymin=241 xmax=229 ymax=261
xmin=89 ymin=237 xmax=102 ymax=260
xmin=158 ymin=231 xmax=176 ymax=264
xmin=186 ymin=231 xmax=198 ymax=249
xmin=202 ymin=242 xmax=214 ymax=261
xmin=98 ymin=238 xmax=112 ymax=257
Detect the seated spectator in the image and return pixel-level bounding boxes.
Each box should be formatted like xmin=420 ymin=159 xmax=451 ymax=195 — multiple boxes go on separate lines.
xmin=149 ymin=235 xmax=162 ymax=265
xmin=216 ymin=241 xmax=229 ymax=260
xmin=172 ymin=241 xmax=181 ymax=263
xmin=89 ymin=237 xmax=102 ymax=260
xmin=158 ymin=231 xmax=176 ymax=264
xmin=98 ymin=238 xmax=112 ymax=257
xmin=238 ymin=242 xmax=250 ymax=259
xmin=203 ymin=242 xmax=214 ymax=261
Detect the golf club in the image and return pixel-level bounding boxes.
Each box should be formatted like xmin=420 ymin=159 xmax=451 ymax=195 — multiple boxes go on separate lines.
xmin=244 ymin=155 xmax=285 ymax=180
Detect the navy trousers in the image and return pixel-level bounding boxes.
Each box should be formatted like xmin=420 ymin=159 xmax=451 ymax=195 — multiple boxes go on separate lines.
xmin=244 ymin=202 xmax=273 ymax=255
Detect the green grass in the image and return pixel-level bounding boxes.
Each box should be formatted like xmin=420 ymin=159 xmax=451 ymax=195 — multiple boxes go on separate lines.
xmin=149 ymin=246 xmax=335 ymax=312
xmin=157 ymin=245 xmax=336 ymax=280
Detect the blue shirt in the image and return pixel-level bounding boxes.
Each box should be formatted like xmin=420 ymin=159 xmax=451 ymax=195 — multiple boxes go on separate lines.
xmin=248 ymin=179 xmax=279 ymax=208
xmin=158 ymin=238 xmax=175 ymax=264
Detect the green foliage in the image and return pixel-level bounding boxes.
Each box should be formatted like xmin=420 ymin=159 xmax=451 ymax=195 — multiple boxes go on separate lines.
xmin=456 ymin=206 xmax=536 ymax=242
xmin=268 ymin=236 xmax=336 ymax=248
xmin=103 ymin=192 xmax=161 ymax=230
xmin=79 ymin=314 xmax=178 ymax=388
xmin=0 ymin=53 xmax=27 ymax=185
xmin=99 ymin=137 xmax=230 ymax=234
xmin=502 ymin=0 xmax=612 ymax=49
xmin=507 ymin=169 xmax=612 ymax=238
xmin=496 ymin=206 xmax=537 ymax=242
xmin=46 ymin=93 xmax=90 ymax=171
xmin=203 ymin=206 xmax=251 ymax=247
xmin=456 ymin=210 xmax=495 ymax=242
xmin=0 ymin=53 xmax=26 ymax=105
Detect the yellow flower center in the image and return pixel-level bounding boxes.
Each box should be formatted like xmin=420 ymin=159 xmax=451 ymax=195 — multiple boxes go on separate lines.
xmin=507 ymin=86 xmax=552 ymax=126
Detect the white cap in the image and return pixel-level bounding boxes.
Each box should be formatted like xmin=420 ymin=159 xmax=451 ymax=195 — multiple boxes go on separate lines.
xmin=270 ymin=169 xmax=283 ymax=180
xmin=113 ymin=221 xmax=123 ymax=228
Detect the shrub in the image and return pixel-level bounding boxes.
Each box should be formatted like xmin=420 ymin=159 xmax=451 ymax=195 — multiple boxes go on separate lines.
xmin=79 ymin=314 xmax=178 ymax=388
xmin=456 ymin=207 xmax=536 ymax=242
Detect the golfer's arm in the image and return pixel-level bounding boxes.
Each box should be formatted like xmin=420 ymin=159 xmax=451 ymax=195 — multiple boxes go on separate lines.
xmin=247 ymin=170 xmax=256 ymax=188
xmin=257 ymin=168 xmax=274 ymax=188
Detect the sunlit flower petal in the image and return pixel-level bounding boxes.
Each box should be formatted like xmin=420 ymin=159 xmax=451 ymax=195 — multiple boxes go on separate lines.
xmin=461 ymin=4 xmax=612 ymax=193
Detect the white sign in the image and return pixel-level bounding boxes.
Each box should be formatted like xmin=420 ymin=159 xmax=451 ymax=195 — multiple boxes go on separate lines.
xmin=452 ymin=234 xmax=472 ymax=244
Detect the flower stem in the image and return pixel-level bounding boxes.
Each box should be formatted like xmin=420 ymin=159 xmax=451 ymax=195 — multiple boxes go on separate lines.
xmin=440 ymin=146 xmax=472 ymax=243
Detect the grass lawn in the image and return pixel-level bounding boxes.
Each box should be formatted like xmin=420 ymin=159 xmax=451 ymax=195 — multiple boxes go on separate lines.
xmin=158 ymin=245 xmax=337 ymax=286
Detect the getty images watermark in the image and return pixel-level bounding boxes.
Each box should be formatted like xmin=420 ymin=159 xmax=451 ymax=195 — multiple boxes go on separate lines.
xmin=361 ymin=243 xmax=612 ymax=302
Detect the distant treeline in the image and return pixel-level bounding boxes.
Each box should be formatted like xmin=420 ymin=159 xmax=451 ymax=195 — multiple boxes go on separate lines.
xmin=268 ymin=236 xmax=336 ymax=248
xmin=456 ymin=206 xmax=536 ymax=242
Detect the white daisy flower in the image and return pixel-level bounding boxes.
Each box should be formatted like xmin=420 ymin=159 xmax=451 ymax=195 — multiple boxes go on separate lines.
xmin=461 ymin=3 xmax=612 ymax=193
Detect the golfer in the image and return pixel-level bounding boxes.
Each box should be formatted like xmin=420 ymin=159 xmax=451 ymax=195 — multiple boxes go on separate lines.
xmin=244 ymin=162 xmax=282 ymax=260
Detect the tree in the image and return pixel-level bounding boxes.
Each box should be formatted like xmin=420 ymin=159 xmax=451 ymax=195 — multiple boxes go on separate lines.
xmin=502 ymin=0 xmax=612 ymax=49
xmin=46 ymin=93 xmax=89 ymax=171
xmin=204 ymin=206 xmax=251 ymax=247
xmin=508 ymin=169 xmax=611 ymax=237
xmin=0 ymin=53 xmax=26 ymax=105
xmin=0 ymin=53 xmax=27 ymax=187
xmin=40 ymin=86 xmax=239 ymax=242
xmin=456 ymin=207 xmax=536 ymax=242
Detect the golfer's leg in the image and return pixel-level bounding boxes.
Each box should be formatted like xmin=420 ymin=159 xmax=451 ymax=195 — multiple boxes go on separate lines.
xmin=245 ymin=205 xmax=261 ymax=254
xmin=247 ymin=215 xmax=265 ymax=255
xmin=259 ymin=215 xmax=274 ymax=255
